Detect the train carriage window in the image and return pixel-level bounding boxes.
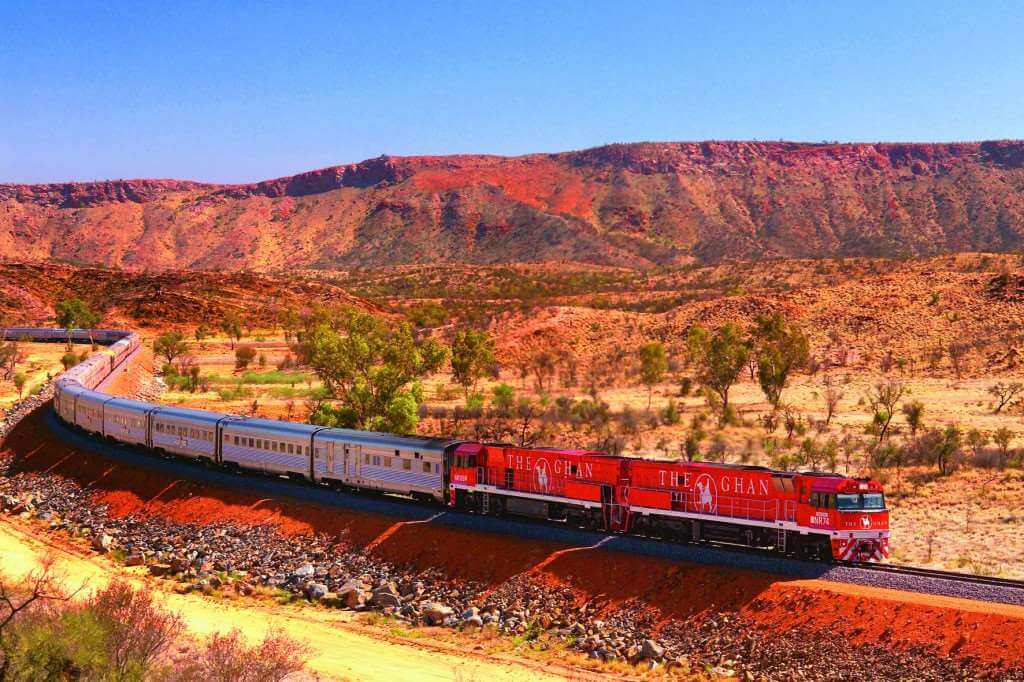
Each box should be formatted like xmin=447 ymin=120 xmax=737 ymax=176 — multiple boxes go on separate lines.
xmin=373 ymin=456 xmax=381 ymax=466
xmin=422 ymin=462 xmax=431 ymax=473
xmin=384 ymin=457 xmax=392 ymax=468
xmin=248 ymin=438 xmax=254 ymax=447
xmin=403 ymin=459 xmax=411 ymax=471
xmin=287 ymin=444 xmax=293 ymax=454
xmin=364 ymin=454 xmax=370 ymax=464
xmin=305 ymin=446 xmax=309 ymax=456
xmin=233 ymin=436 xmax=239 ymax=445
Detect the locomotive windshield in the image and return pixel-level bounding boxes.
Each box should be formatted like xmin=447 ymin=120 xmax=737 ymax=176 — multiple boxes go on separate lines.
xmin=837 ymin=493 xmax=885 ymax=511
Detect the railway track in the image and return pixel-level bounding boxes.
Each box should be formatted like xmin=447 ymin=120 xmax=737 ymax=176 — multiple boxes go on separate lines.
xmin=840 ymin=560 xmax=1024 ymax=591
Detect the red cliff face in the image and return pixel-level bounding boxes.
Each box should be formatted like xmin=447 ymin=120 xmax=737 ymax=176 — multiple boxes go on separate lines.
xmin=2 ymin=140 xmax=1024 ymax=270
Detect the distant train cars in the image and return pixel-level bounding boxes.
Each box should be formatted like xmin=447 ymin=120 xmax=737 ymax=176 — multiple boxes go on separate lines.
xmin=42 ymin=327 xmax=889 ymax=563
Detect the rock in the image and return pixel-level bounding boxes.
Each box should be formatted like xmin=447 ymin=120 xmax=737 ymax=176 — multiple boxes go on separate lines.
xmin=92 ymin=533 xmax=114 ymax=553
xmin=208 ymin=575 xmax=223 ymax=589
xmin=148 ymin=563 xmax=173 ymax=577
xmin=371 ymin=589 xmax=401 ymax=609
xmin=306 ymin=582 xmax=329 ymax=600
xmin=124 ymin=553 xmax=145 ymax=567
xmin=423 ymin=603 xmax=455 ymax=626
xmin=320 ymin=593 xmax=344 ymax=608
xmin=642 ymin=639 xmax=665 ymax=661
xmin=338 ymin=582 xmax=367 ymax=609
xmin=292 ymin=563 xmax=315 ymax=578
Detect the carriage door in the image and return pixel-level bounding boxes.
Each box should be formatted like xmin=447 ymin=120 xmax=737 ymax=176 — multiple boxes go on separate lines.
xmin=348 ymin=445 xmax=359 ymax=481
xmin=325 ymin=442 xmax=335 ymax=476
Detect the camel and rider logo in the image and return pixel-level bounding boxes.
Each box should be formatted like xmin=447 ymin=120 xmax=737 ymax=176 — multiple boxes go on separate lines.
xmin=534 ymin=459 xmax=551 ymax=492
xmin=694 ymin=474 xmax=718 ymax=514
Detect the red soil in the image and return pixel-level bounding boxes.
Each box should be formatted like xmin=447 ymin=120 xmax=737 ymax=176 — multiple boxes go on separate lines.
xmin=5 ymin=405 xmax=1024 ymax=671
xmin=535 ymin=547 xmax=1024 ymax=670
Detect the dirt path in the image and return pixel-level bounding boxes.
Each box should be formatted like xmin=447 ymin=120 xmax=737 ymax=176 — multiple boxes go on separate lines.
xmin=0 ymin=517 xmax=589 ymax=682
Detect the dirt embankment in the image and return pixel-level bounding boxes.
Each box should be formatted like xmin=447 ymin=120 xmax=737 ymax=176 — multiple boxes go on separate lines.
xmin=0 ymin=518 xmax=578 ymax=682
xmin=4 ymin=407 xmax=1024 ymax=676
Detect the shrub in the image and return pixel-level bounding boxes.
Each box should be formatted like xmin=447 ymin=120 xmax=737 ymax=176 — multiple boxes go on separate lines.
xmin=235 ymin=346 xmax=257 ymax=370
xmin=174 ymin=628 xmax=310 ymax=682
xmin=660 ymin=398 xmax=681 ymax=425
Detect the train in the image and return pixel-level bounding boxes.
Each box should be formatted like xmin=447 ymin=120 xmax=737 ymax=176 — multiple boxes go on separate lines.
xmin=30 ymin=327 xmax=889 ymax=563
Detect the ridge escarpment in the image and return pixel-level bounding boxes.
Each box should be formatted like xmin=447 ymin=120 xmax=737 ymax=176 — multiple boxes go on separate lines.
xmin=3 ymin=140 xmax=1024 ymax=269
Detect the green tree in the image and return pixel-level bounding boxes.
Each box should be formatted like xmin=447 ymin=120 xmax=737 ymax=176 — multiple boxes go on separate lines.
xmin=12 ymin=372 xmax=26 ymax=398
xmin=867 ymin=379 xmax=905 ymax=443
xmin=753 ymin=313 xmax=810 ymax=409
xmin=60 ymin=352 xmax=79 ymax=370
xmin=194 ymin=324 xmax=209 ymax=347
xmin=935 ymin=424 xmax=962 ymax=476
xmin=638 ymin=341 xmax=668 ymax=409
xmin=686 ymin=323 xmax=751 ymax=424
xmin=302 ymin=307 xmax=447 ymax=433
xmin=993 ymin=427 xmax=1013 ymax=468
xmin=153 ymin=331 xmax=188 ymax=366
xmin=54 ymin=297 xmax=101 ymax=349
xmin=491 ymin=383 xmax=516 ymax=416
xmin=450 ymin=329 xmax=496 ymax=396
xmin=220 ymin=313 xmax=243 ymax=349
xmin=901 ymin=400 xmax=924 ymax=437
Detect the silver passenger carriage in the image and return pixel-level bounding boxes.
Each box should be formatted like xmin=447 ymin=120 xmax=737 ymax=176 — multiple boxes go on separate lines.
xmin=102 ymin=397 xmax=155 ymax=447
xmin=151 ymin=406 xmax=235 ymax=462
xmin=313 ymin=429 xmax=453 ymax=502
xmin=221 ymin=418 xmax=321 ymax=479
xmin=74 ymin=389 xmax=110 ymax=434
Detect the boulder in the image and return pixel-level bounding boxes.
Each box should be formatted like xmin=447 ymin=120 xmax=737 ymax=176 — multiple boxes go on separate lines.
xmin=124 ymin=553 xmax=145 ymax=567
xmin=292 ymin=563 xmax=315 ymax=578
xmin=92 ymin=533 xmax=114 ymax=553
xmin=370 ymin=589 xmax=401 ymax=609
xmin=148 ymin=563 xmax=173 ymax=577
xmin=642 ymin=639 xmax=665 ymax=661
xmin=338 ymin=582 xmax=367 ymax=609
xmin=423 ymin=603 xmax=455 ymax=626
xmin=305 ymin=582 xmax=329 ymax=600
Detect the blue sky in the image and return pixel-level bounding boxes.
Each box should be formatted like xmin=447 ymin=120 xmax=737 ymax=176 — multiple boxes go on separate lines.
xmin=2 ymin=1 xmax=1022 ymax=183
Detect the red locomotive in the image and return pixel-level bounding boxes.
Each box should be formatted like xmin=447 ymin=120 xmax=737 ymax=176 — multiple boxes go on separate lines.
xmin=450 ymin=446 xmax=889 ymax=562
xmin=449 ymin=444 xmax=632 ymax=531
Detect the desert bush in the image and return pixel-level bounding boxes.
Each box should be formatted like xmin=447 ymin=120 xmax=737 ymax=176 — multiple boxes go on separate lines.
xmin=619 ymin=406 xmax=641 ymax=435
xmin=235 ymin=346 xmax=257 ymax=370
xmin=173 ymin=628 xmax=310 ymax=682
xmin=660 ymin=398 xmax=681 ymax=425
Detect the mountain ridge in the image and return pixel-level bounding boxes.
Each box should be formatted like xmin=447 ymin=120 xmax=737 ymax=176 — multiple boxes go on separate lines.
xmin=3 ymin=140 xmax=1024 ymax=270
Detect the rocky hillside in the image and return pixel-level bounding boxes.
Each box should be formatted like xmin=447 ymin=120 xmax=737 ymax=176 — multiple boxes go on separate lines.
xmin=3 ymin=141 xmax=1024 ymax=270
xmin=0 ymin=261 xmax=381 ymax=327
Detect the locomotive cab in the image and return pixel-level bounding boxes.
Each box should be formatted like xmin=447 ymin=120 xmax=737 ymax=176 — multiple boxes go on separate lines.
xmin=804 ymin=477 xmax=890 ymax=561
